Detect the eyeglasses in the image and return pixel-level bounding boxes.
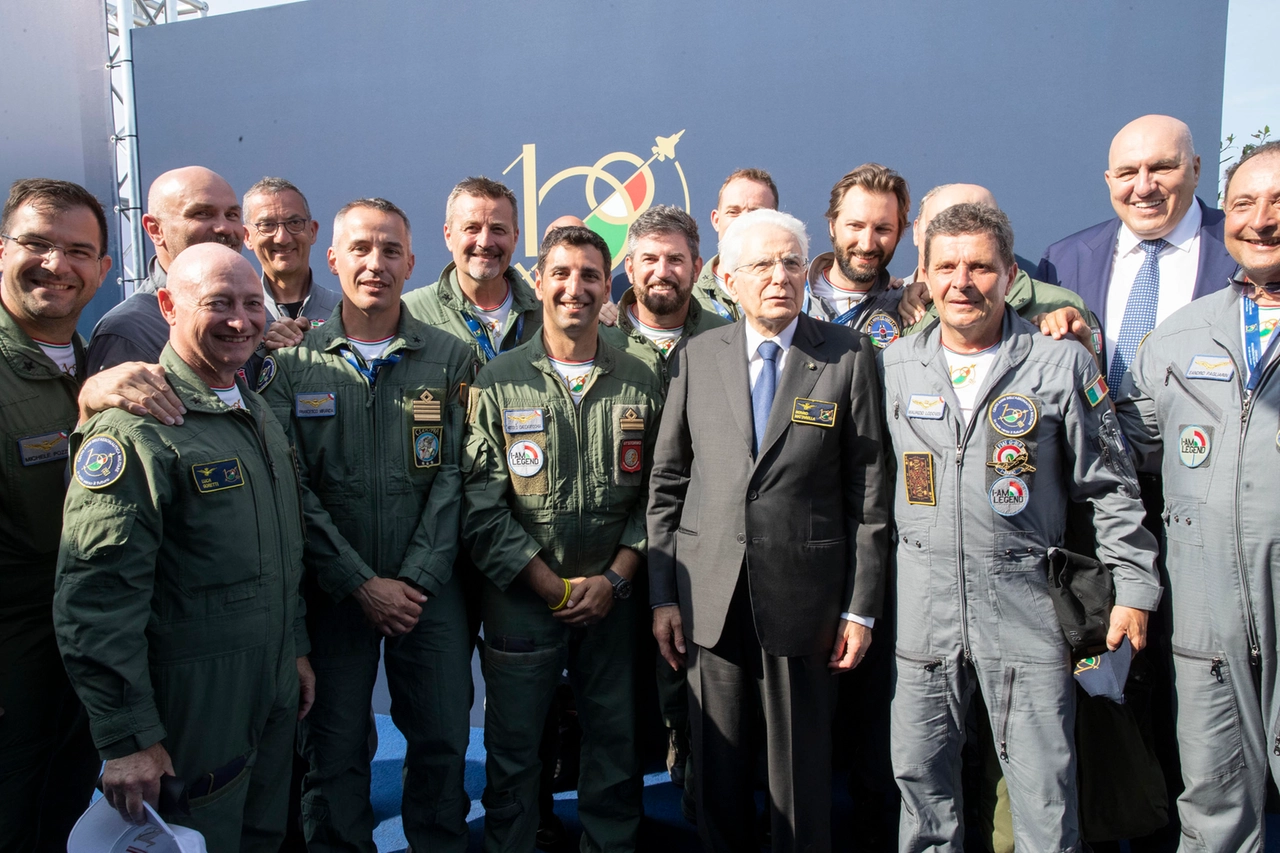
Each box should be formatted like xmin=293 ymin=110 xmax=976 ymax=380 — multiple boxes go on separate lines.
xmin=1 ymin=233 xmax=102 ymax=262
xmin=734 ymin=255 xmax=806 ymax=278
xmin=251 ymin=218 xmax=309 ymax=236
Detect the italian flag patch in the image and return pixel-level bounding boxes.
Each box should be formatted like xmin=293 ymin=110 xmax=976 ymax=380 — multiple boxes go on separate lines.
xmin=1084 ymin=375 xmax=1108 ymax=407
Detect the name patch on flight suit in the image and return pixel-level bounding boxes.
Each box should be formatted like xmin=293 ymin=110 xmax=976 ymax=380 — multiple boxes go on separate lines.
xmin=902 ymin=452 xmax=936 ymax=506
xmin=74 ymin=435 xmax=126 ymax=489
xmin=1178 ymin=425 xmax=1212 ymax=468
xmin=192 ymin=459 xmax=244 ymax=493
xmin=503 ymin=408 xmax=545 ymax=433
xmin=18 ymin=430 xmax=69 ymax=466
xmin=865 ymin=312 xmax=900 ymax=348
xmin=613 ymin=404 xmax=649 ymax=486
xmin=296 ymin=393 xmax=336 ymax=417
xmin=988 ymin=394 xmax=1038 ymax=438
xmin=1185 ymin=355 xmax=1234 ymax=381
xmin=792 ymin=398 xmax=837 ymax=427
xmin=907 ymin=395 xmax=946 ymax=419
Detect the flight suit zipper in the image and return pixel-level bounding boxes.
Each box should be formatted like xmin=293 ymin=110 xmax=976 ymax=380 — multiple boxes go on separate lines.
xmin=239 ymin=405 xmax=293 ymax=661
xmin=563 ymin=364 xmax=602 ymax=578
xmin=997 ymin=667 xmax=1016 ymax=760
xmin=369 ymin=376 xmax=382 ymax=575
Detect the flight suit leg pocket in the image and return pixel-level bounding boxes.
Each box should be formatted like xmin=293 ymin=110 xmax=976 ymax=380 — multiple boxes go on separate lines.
xmin=1171 ymin=645 xmax=1246 ymax=784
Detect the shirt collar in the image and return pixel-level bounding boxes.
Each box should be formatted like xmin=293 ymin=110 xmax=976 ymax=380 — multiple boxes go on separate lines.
xmin=1117 ymin=199 xmax=1202 ymax=256
xmin=744 ymin=315 xmax=799 ymax=361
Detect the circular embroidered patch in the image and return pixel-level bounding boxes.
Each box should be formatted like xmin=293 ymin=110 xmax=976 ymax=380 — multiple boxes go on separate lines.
xmin=1178 ymin=425 xmax=1210 ymax=468
xmin=989 ymin=475 xmax=1029 ymax=516
xmin=866 ymin=312 xmax=900 ymax=348
xmin=74 ymin=435 xmax=127 ymax=490
xmin=988 ymin=394 xmax=1038 ymax=438
xmin=507 ymin=439 xmax=544 ymax=477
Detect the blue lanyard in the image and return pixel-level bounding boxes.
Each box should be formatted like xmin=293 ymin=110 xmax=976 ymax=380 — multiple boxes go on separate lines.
xmin=339 ymin=346 xmax=402 ymax=388
xmin=1243 ymin=297 xmax=1280 ymax=392
xmin=463 ymin=311 xmax=524 ymax=362
xmin=832 ymin=300 xmax=871 ymax=328
xmin=709 ymin=299 xmax=734 ymax=321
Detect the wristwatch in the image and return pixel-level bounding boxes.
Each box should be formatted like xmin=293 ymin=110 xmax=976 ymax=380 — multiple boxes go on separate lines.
xmin=603 ymin=569 xmax=632 ymax=600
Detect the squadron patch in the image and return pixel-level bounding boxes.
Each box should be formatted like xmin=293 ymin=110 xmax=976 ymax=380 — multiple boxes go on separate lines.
xmin=1178 ymin=425 xmax=1211 ymax=468
xmin=989 ymin=476 xmax=1029 ymax=516
xmin=906 ymin=395 xmax=946 ymax=420
xmin=987 ymin=439 xmax=1036 ymax=477
xmin=507 ymin=439 xmax=544 ymax=477
xmin=256 ymin=355 xmax=277 ymax=392
xmin=74 ymin=435 xmax=126 ymax=490
xmin=503 ymin=408 xmax=545 ymax=434
xmin=902 ymin=452 xmax=936 ymax=506
xmin=620 ymin=438 xmax=643 ymax=473
xmin=18 ymin=430 xmax=69 ymax=466
xmin=1185 ymin=355 xmax=1235 ymax=382
xmin=988 ymin=394 xmax=1038 ymax=438
xmin=192 ymin=458 xmax=244 ymax=493
xmin=412 ymin=426 xmax=442 ymax=468
xmin=865 ymin=312 xmax=900 ymax=348
xmin=295 ymin=393 xmax=336 ymax=417
xmin=791 ymin=397 xmax=837 ymax=427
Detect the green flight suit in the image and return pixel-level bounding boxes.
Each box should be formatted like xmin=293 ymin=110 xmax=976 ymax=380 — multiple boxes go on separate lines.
xmin=403 ymin=263 xmax=543 ymax=363
xmin=463 ymin=335 xmax=663 ymax=853
xmin=0 ymin=307 xmax=98 ymax=853
xmin=691 ymin=254 xmax=741 ymax=323
xmin=260 ymin=305 xmax=475 ymax=853
xmin=54 ymin=345 xmax=307 ymax=853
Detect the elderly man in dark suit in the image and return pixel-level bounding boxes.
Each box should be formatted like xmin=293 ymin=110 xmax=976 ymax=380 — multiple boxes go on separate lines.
xmin=648 ymin=208 xmax=890 ymax=853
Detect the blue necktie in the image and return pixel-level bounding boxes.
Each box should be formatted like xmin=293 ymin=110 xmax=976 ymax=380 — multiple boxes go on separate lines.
xmin=1108 ymin=238 xmax=1168 ymax=398
xmin=752 ymin=340 xmax=781 ymax=455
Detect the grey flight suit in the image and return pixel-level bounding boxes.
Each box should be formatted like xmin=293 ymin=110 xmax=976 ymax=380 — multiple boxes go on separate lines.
xmin=1115 ymin=282 xmax=1280 ymax=852
xmin=879 ymin=311 xmax=1161 ymax=853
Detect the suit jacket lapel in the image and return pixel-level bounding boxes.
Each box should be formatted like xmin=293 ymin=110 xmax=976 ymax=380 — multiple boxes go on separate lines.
xmin=1083 ymin=219 xmax=1122 ymax=328
xmin=758 ymin=315 xmax=827 ymax=461
xmin=716 ymin=322 xmax=755 ymax=451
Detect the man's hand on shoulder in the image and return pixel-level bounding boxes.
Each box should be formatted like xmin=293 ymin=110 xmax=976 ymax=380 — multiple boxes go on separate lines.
xmin=265 ymin=316 xmax=310 ymax=351
xmin=78 ymin=362 xmax=185 ymax=426
xmin=597 ymin=300 xmax=619 ymax=327
xmin=829 ymin=618 xmax=872 ymax=672
xmin=898 ymin=280 xmax=931 ymax=327
xmin=103 ymin=741 xmax=174 ymax=824
xmin=653 ymin=605 xmax=686 ymax=671
xmin=352 ymin=576 xmax=426 ymax=636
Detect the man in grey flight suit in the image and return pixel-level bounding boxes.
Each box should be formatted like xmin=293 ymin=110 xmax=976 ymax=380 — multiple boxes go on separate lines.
xmin=881 ymin=203 xmax=1160 ymax=852
xmin=1115 ymin=141 xmax=1280 ymax=852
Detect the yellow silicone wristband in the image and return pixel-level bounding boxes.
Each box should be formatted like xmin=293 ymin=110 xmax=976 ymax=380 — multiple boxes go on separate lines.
xmin=549 ymin=578 xmax=572 ymax=611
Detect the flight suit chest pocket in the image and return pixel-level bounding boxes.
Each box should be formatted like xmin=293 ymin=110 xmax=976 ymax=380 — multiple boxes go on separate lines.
xmin=503 ymin=406 xmax=550 ymax=497
xmin=612 ymin=403 xmax=649 ymax=488
xmin=176 ymin=456 xmax=261 ymax=597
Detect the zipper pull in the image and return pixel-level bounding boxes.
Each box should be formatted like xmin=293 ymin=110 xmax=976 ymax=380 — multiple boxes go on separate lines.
xmin=1210 ymin=658 xmax=1224 ymax=683
xmin=999 ymin=741 xmax=1008 ymax=761
xmin=924 ymin=659 xmax=941 ymax=672
xmin=1164 ymin=366 xmax=1173 ymax=386
xmin=1273 ymin=734 xmax=1280 ymax=757
xmin=894 ymin=399 xmax=900 ymax=419
xmin=956 ymin=445 xmax=963 ymax=467
xmin=962 ymin=648 xmax=974 ymax=664
xmin=1251 ymin=647 xmax=1261 ymax=667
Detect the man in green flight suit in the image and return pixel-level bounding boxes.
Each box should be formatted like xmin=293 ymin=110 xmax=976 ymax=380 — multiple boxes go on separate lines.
xmin=55 ymin=243 xmax=311 ymax=851
xmin=463 ymin=225 xmax=664 ymax=852
xmin=692 ymin=169 xmax=779 ymax=323
xmin=260 ymin=198 xmax=477 ymax=852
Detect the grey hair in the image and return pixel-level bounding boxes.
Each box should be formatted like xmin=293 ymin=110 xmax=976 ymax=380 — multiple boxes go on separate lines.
xmin=243 ymin=176 xmax=311 ymax=218
xmin=718 ymin=208 xmax=809 ymax=272
xmin=1224 ymin=140 xmax=1280 ymax=196
xmin=625 ymin=205 xmax=700 ymax=259
xmin=923 ymin=203 xmax=1014 ymax=270
xmin=445 ymin=176 xmax=518 ymax=225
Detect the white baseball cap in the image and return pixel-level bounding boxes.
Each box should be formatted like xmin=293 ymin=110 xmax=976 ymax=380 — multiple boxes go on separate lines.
xmin=68 ymin=796 xmax=207 ymax=853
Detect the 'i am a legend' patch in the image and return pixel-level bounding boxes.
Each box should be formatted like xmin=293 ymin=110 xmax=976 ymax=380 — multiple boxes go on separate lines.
xmin=192 ymin=459 xmax=244 ymax=493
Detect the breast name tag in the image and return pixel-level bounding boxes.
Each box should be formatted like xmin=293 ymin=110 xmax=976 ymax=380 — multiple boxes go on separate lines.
xmin=503 ymin=408 xmax=544 ymax=434
xmin=791 ymin=397 xmax=837 ymax=427
xmin=907 ymin=395 xmax=946 ymax=420
xmin=1185 ymin=355 xmax=1234 ymax=381
xmin=18 ymin=430 xmax=70 ymax=466
xmin=192 ymin=458 xmax=244 ymax=493
xmin=295 ymin=393 xmax=336 ymax=417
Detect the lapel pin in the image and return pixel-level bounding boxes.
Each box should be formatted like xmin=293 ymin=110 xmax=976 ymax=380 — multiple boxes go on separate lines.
xmin=806 ymin=362 xmax=817 ymax=370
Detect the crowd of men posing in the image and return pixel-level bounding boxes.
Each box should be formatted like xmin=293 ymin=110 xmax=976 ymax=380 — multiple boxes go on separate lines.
xmin=3 ymin=111 xmax=1280 ymax=853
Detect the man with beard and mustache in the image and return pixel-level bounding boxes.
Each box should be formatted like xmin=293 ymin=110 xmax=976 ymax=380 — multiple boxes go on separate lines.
xmin=804 ymin=163 xmax=910 ymax=349
xmin=86 ymin=166 xmax=246 ymax=374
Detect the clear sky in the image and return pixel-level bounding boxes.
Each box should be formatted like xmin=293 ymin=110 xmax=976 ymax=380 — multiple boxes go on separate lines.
xmin=204 ymin=0 xmax=1276 ymax=191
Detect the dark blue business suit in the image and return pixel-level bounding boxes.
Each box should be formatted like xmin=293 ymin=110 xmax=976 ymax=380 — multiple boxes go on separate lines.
xmin=1037 ymin=198 xmax=1237 ymax=326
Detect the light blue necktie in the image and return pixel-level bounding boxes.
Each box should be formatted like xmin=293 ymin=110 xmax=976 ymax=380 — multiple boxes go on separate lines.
xmin=1108 ymin=238 xmax=1168 ymax=398
xmin=752 ymin=340 xmax=781 ymax=455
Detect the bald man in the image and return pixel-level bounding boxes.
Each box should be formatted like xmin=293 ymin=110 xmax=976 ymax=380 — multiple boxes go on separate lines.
xmin=86 ymin=166 xmax=246 ymax=374
xmin=56 ymin=244 xmax=310 ymax=851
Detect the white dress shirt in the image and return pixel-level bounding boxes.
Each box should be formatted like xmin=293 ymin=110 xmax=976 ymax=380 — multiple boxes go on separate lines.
xmin=1103 ymin=202 xmax=1202 ymax=367
xmin=743 ymin=315 xmax=873 ymax=630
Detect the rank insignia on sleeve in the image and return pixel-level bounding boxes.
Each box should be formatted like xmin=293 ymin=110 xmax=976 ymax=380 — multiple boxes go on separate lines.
xmin=18 ymin=430 xmax=70 ymax=466
xmin=413 ymin=389 xmax=442 ymax=423
xmin=988 ymin=394 xmax=1038 ymax=438
xmin=1084 ymin=375 xmax=1108 ymax=407
xmin=503 ymin=408 xmax=545 ymax=433
xmin=865 ymin=312 xmax=900 ymax=348
xmin=620 ymin=438 xmax=643 ymax=473
xmin=192 ymin=458 xmax=244 ymax=493
xmin=412 ymin=426 xmax=442 ymax=468
xmin=907 ymin=395 xmax=946 ymax=419
xmin=1185 ymin=355 xmax=1235 ymax=381
xmin=619 ymin=408 xmax=645 ymax=431
xmin=256 ymin=355 xmax=277 ymax=393
xmin=791 ymin=397 xmax=837 ymax=427
xmin=295 ymin=393 xmax=336 ymax=417
xmin=902 ymin=452 xmax=936 ymax=506
xmin=74 ymin=435 xmax=126 ymax=489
